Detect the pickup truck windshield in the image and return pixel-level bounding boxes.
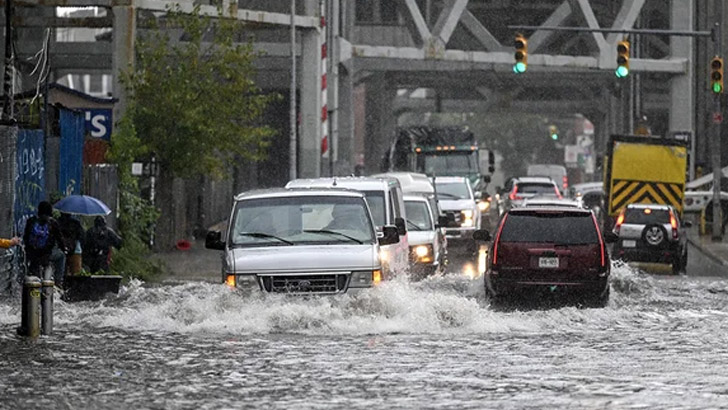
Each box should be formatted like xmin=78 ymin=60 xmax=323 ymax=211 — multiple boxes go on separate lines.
xmin=231 ymin=196 xmax=375 ymax=247
xmin=435 ymin=181 xmax=472 ymax=200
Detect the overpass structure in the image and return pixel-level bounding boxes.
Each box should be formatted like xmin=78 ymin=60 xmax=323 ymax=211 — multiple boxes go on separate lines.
xmin=5 ymin=0 xmax=721 ymax=183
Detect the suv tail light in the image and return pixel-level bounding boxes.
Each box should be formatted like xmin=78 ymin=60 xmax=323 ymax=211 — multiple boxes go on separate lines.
xmin=669 ymin=210 xmax=678 ymax=239
xmin=509 ymin=186 xmax=522 ymax=201
xmin=592 ymin=213 xmax=606 ymax=267
xmin=492 ymin=214 xmax=508 ymax=265
xmin=614 ymin=209 xmax=626 ymax=234
xmin=562 ymin=176 xmax=568 ymax=191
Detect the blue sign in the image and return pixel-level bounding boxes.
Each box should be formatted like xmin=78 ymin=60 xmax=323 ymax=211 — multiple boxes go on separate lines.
xmin=84 ymin=109 xmax=112 ymax=141
xmin=14 ymin=129 xmax=46 ymax=235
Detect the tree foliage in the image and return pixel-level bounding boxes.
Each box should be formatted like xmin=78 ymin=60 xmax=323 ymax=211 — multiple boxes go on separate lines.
xmin=123 ymin=5 xmax=278 ymax=178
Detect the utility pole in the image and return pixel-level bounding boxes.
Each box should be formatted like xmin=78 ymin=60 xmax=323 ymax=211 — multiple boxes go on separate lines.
xmin=712 ymin=20 xmax=723 ymax=241
xmin=289 ymin=0 xmax=297 ymax=181
xmin=2 ymin=0 xmax=13 ymax=122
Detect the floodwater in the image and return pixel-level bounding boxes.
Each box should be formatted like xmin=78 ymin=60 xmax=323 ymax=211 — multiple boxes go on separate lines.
xmin=2 ymin=262 xmax=728 ymax=409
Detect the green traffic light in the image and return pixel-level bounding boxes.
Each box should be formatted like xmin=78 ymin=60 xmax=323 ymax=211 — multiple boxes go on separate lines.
xmin=713 ymin=82 xmax=723 ymax=93
xmin=514 ymin=62 xmax=527 ymax=73
xmin=615 ymin=66 xmax=629 ymax=78
xmin=551 ymin=134 xmax=558 ymax=141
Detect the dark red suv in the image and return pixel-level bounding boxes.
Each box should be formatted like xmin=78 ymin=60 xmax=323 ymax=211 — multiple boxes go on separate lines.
xmin=484 ymin=207 xmax=611 ymax=307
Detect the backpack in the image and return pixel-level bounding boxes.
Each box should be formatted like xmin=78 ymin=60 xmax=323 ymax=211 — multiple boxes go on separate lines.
xmin=28 ymin=220 xmax=51 ymax=250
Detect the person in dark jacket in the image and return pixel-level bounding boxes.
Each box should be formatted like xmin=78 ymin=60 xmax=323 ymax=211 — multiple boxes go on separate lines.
xmin=23 ymin=201 xmax=66 ymax=280
xmin=84 ymin=216 xmax=122 ymax=273
xmin=58 ymin=212 xmax=85 ymax=276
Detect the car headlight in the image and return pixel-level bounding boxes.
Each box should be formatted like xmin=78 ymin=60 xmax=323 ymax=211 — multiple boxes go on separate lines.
xmin=411 ymin=245 xmax=434 ymax=263
xmin=477 ymin=201 xmax=490 ymax=212
xmin=350 ymin=270 xmax=382 ymax=287
xmin=226 ymin=274 xmax=258 ymax=289
xmin=461 ymin=209 xmax=473 ymax=218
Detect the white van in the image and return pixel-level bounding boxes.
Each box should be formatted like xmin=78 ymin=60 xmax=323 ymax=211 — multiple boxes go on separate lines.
xmin=204 ymin=188 xmax=399 ymax=294
xmin=286 ymin=177 xmax=410 ymax=278
xmin=527 ymin=164 xmax=568 ymax=194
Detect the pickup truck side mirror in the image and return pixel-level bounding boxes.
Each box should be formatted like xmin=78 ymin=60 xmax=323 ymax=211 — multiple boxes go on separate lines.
xmin=436 ymin=215 xmax=450 ymax=229
xmin=379 ymin=226 xmax=400 ymax=245
xmin=395 ymin=217 xmax=407 ymax=236
xmin=473 ymin=229 xmax=491 ymax=241
xmin=205 ymin=230 xmax=225 ymax=250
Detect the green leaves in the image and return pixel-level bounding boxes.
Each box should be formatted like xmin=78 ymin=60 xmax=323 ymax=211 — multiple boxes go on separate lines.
xmin=122 ymin=5 xmax=277 ymax=179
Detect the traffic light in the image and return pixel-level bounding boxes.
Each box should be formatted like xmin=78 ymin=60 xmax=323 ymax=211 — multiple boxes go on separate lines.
xmin=488 ymin=151 xmax=495 ymax=173
xmin=616 ymin=40 xmax=630 ymax=78
xmin=514 ymin=34 xmax=528 ymax=74
xmin=549 ymin=125 xmax=559 ymax=141
xmin=711 ymin=56 xmax=724 ymax=94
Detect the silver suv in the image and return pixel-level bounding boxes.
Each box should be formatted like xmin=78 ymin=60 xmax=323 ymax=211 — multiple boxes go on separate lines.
xmin=205 ymin=188 xmax=399 ymax=294
xmin=612 ymin=203 xmax=690 ymax=274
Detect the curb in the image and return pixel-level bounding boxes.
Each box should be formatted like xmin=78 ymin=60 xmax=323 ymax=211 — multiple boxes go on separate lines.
xmin=687 ymin=236 xmax=728 ymax=267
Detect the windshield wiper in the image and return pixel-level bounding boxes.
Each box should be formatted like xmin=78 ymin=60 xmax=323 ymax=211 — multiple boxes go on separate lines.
xmin=436 ymin=192 xmax=461 ymax=199
xmin=237 ymin=232 xmax=294 ymax=245
xmin=303 ymin=229 xmax=364 ymax=244
xmin=407 ymin=220 xmax=423 ymax=231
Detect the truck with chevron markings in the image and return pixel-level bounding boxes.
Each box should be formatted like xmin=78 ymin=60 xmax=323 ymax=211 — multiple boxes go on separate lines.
xmin=603 ymin=134 xmax=688 ymax=231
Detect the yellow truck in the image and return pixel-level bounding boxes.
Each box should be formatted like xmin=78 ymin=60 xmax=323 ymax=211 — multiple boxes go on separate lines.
xmin=603 ymin=135 xmax=688 ymax=229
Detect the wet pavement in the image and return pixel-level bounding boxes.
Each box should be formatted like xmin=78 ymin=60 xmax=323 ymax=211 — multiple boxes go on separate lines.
xmin=2 ymin=254 xmax=728 ymax=409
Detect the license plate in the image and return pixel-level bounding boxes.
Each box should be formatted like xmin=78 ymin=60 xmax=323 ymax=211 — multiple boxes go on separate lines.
xmin=622 ymin=240 xmax=636 ymax=248
xmin=538 ymin=257 xmax=559 ymax=268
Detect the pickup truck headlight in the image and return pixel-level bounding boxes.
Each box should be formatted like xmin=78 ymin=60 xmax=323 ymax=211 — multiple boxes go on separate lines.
xmin=477 ymin=201 xmax=490 ymax=212
xmin=461 ymin=209 xmax=474 ymax=227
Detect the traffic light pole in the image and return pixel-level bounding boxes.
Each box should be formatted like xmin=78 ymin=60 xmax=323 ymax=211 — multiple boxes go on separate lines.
xmin=711 ymin=22 xmax=723 ymax=241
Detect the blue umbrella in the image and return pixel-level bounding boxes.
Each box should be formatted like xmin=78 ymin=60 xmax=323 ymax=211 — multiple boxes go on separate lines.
xmin=53 ymin=195 xmax=111 ymax=216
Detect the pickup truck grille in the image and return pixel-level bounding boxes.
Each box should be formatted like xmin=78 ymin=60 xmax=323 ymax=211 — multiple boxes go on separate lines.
xmin=260 ymin=274 xmax=348 ymax=294
xmin=444 ymin=211 xmax=463 ymax=224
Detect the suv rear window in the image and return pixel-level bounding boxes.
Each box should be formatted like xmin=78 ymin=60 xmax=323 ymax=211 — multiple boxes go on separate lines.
xmin=516 ymin=183 xmax=559 ymax=195
xmin=499 ymin=211 xmax=599 ymax=244
xmin=624 ymin=208 xmax=670 ymax=224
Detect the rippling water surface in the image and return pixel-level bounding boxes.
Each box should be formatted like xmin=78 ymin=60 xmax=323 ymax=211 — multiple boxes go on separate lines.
xmin=3 ymin=262 xmax=728 ymax=409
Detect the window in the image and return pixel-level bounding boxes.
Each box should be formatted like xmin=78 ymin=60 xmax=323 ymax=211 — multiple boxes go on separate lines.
xmin=355 ymin=0 xmax=375 ymax=23
xmin=231 ymin=196 xmax=375 ymax=247
xmin=624 ymin=208 xmax=670 ymax=224
xmin=517 ymin=183 xmax=560 ymax=196
xmin=405 ymin=201 xmax=433 ymax=231
xmin=380 ymin=1 xmax=398 ymax=23
xmin=435 ymin=181 xmax=472 ymax=200
xmin=362 ymin=190 xmax=386 ymax=227
xmin=499 ymin=212 xmax=599 ymax=245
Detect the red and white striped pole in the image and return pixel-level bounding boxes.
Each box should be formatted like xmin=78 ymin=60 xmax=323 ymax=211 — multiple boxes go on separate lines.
xmin=320 ymin=0 xmax=329 ymax=159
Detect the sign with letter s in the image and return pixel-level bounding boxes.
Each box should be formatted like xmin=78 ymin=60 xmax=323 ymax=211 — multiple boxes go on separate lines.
xmin=84 ymin=109 xmax=112 ymax=141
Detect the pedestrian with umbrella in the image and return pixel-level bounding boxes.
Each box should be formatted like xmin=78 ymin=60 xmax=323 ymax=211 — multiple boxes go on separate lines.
xmin=53 ymin=194 xmax=115 ymax=275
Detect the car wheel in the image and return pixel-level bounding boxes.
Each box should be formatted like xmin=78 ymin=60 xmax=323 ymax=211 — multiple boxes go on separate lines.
xmin=584 ymin=286 xmax=610 ymax=308
xmin=642 ymin=224 xmax=668 ymax=247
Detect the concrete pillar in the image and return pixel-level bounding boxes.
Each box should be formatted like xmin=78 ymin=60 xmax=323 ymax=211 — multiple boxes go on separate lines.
xmin=364 ymin=73 xmax=396 ymax=174
xmin=299 ymin=0 xmax=322 ymax=178
xmin=335 ymin=67 xmax=354 ymax=175
xmin=112 ymin=3 xmax=136 ymax=128
xmin=668 ymin=0 xmax=694 ymax=135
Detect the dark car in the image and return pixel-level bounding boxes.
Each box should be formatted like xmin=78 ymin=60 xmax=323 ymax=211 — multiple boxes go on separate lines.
xmin=485 ymin=207 xmax=611 ymax=307
xmin=611 ymin=203 xmax=690 ymax=274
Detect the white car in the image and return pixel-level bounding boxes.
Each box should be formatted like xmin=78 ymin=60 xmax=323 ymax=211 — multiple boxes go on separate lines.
xmin=404 ymin=193 xmax=447 ymax=278
xmin=205 ymin=188 xmax=399 ymax=294
xmin=286 ymin=177 xmax=410 ymax=278
xmin=433 ymin=176 xmax=481 ymax=252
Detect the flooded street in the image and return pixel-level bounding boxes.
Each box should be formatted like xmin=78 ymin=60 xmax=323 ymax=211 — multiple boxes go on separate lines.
xmin=3 ymin=262 xmax=728 ymax=409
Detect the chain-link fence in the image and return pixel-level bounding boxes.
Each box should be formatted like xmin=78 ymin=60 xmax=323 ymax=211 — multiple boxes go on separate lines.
xmin=0 ymin=126 xmax=17 ymax=238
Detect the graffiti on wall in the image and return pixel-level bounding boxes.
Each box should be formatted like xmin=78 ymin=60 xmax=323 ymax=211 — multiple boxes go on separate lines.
xmin=14 ymin=130 xmax=45 ymax=235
